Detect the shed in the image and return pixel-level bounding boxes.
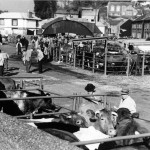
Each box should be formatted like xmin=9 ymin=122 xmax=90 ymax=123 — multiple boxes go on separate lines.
xmin=42 ymin=17 xmax=102 ymax=36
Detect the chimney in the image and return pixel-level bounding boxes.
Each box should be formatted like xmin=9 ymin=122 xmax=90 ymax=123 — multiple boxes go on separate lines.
xmin=28 ymin=10 xmax=32 ymax=18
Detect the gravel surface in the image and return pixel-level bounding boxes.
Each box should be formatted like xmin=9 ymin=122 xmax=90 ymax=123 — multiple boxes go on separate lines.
xmin=0 ymin=113 xmax=81 ymax=150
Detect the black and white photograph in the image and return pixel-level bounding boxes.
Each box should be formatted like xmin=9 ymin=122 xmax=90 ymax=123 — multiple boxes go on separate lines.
xmin=0 ymin=0 xmax=150 ymax=149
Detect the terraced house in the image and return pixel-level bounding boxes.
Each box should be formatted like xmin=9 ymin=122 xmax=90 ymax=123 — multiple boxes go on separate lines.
xmin=132 ymin=13 xmax=150 ymax=39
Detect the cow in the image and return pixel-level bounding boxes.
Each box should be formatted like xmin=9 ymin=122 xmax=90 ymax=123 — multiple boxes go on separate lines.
xmin=59 ymin=112 xmax=88 ymax=128
xmin=87 ymin=109 xmax=116 ymax=137
xmin=35 ymin=109 xmax=115 ymax=150
xmin=35 ymin=112 xmax=89 ymax=150
xmin=6 ymin=89 xmax=60 ymax=116
xmin=0 ymin=77 xmax=16 ymax=90
xmin=98 ymin=108 xmax=150 ymax=150
xmin=78 ymin=96 xmax=104 ymax=126
xmin=0 ymin=90 xmax=23 ymax=116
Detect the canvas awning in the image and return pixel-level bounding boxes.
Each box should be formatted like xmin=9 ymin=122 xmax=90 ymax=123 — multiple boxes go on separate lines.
xmin=42 ymin=17 xmax=102 ymax=36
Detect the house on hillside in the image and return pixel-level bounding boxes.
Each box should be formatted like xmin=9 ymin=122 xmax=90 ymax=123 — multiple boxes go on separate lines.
xmin=79 ymin=7 xmax=98 ymax=23
xmin=132 ymin=13 xmax=150 ymax=39
xmin=54 ymin=9 xmax=79 ymax=18
xmin=0 ymin=11 xmax=41 ymax=36
xmin=108 ymin=1 xmax=139 ymax=19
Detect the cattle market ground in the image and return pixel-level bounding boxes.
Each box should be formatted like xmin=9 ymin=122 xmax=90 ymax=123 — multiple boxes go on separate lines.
xmin=1 ymin=44 xmax=150 ymax=129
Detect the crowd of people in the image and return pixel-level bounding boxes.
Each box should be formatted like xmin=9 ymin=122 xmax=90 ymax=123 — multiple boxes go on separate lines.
xmin=20 ymin=34 xmax=78 ymax=74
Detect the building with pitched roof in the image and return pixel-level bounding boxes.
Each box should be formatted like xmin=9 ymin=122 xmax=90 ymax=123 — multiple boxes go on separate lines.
xmin=108 ymin=1 xmax=139 ymax=19
xmin=0 ymin=11 xmax=41 ymax=36
xmin=132 ymin=13 xmax=150 ymax=39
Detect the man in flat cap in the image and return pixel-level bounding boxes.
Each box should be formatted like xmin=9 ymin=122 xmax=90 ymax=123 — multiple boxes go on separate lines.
xmin=114 ymin=88 xmax=136 ymax=114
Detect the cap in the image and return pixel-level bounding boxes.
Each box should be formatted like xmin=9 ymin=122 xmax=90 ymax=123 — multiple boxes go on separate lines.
xmin=121 ymin=88 xmax=129 ymax=95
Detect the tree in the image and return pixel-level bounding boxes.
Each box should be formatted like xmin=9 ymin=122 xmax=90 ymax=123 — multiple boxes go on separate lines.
xmin=34 ymin=0 xmax=57 ymax=19
xmin=71 ymin=0 xmax=107 ymax=10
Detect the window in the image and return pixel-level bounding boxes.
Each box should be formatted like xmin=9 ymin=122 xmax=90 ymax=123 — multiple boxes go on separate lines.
xmin=12 ymin=19 xmax=18 ymax=26
xmin=116 ymin=6 xmax=120 ymax=12
xmin=0 ymin=19 xmax=4 ymax=25
xmin=122 ymin=6 xmax=126 ymax=12
xmin=110 ymin=5 xmax=115 ymax=11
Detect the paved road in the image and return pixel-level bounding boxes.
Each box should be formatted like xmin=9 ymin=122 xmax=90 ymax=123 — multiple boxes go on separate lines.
xmin=1 ymin=44 xmax=150 ymax=123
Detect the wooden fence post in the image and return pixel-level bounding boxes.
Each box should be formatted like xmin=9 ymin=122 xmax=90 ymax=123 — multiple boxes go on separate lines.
xmin=53 ymin=48 xmax=55 ymax=61
xmin=104 ymin=39 xmax=108 ymax=76
xmin=39 ymin=78 xmax=43 ymax=90
xmin=72 ymin=93 xmax=77 ymax=111
xmin=20 ymin=79 xmax=24 ymax=89
xmin=104 ymin=95 xmax=107 ymax=108
xmin=73 ymin=47 xmax=76 ymax=68
xmin=82 ymin=51 xmax=85 ymax=69
xmin=59 ymin=45 xmax=61 ymax=62
xmin=142 ymin=53 xmax=145 ymax=76
xmin=126 ymin=52 xmax=130 ymax=76
xmin=56 ymin=47 xmax=58 ymax=61
xmin=92 ymin=53 xmax=95 ymax=73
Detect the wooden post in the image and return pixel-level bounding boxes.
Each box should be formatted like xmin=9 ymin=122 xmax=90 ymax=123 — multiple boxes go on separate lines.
xmin=92 ymin=52 xmax=95 ymax=73
xmin=82 ymin=51 xmax=85 ymax=69
xmin=20 ymin=79 xmax=24 ymax=89
xmin=104 ymin=95 xmax=107 ymax=108
xmin=104 ymin=39 xmax=108 ymax=76
xmin=39 ymin=78 xmax=43 ymax=90
xmin=73 ymin=46 xmax=76 ymax=68
xmin=53 ymin=48 xmax=55 ymax=61
xmin=142 ymin=53 xmax=145 ymax=76
xmin=72 ymin=93 xmax=77 ymax=111
xmin=66 ymin=50 xmax=68 ymax=64
xmin=126 ymin=52 xmax=130 ymax=76
xmin=59 ymin=44 xmax=61 ymax=62
xmin=135 ymin=54 xmax=139 ymax=75
xmin=56 ymin=47 xmax=58 ymax=61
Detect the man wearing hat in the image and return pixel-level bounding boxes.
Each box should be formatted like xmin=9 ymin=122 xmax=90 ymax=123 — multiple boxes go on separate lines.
xmin=114 ymin=88 xmax=136 ymax=114
xmin=84 ymin=83 xmax=103 ymax=104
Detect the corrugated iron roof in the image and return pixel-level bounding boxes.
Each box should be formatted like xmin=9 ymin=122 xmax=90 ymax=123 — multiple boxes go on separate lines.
xmin=0 ymin=12 xmax=41 ymax=20
xmin=42 ymin=17 xmax=102 ymax=36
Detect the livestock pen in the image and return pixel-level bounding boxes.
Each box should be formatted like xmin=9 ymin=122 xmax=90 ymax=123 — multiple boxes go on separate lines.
xmin=52 ymin=37 xmax=150 ymax=76
xmin=0 ymin=87 xmax=150 ymax=149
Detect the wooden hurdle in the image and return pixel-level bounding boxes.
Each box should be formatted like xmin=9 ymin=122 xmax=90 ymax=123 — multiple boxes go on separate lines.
xmin=0 ymin=76 xmax=43 ymax=90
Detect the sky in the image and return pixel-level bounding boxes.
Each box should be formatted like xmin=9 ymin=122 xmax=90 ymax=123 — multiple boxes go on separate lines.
xmin=0 ymin=0 xmax=34 ymax=12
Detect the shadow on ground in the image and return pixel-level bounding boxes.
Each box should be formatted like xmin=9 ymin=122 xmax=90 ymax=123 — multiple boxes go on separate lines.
xmin=43 ymin=62 xmax=95 ymax=80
